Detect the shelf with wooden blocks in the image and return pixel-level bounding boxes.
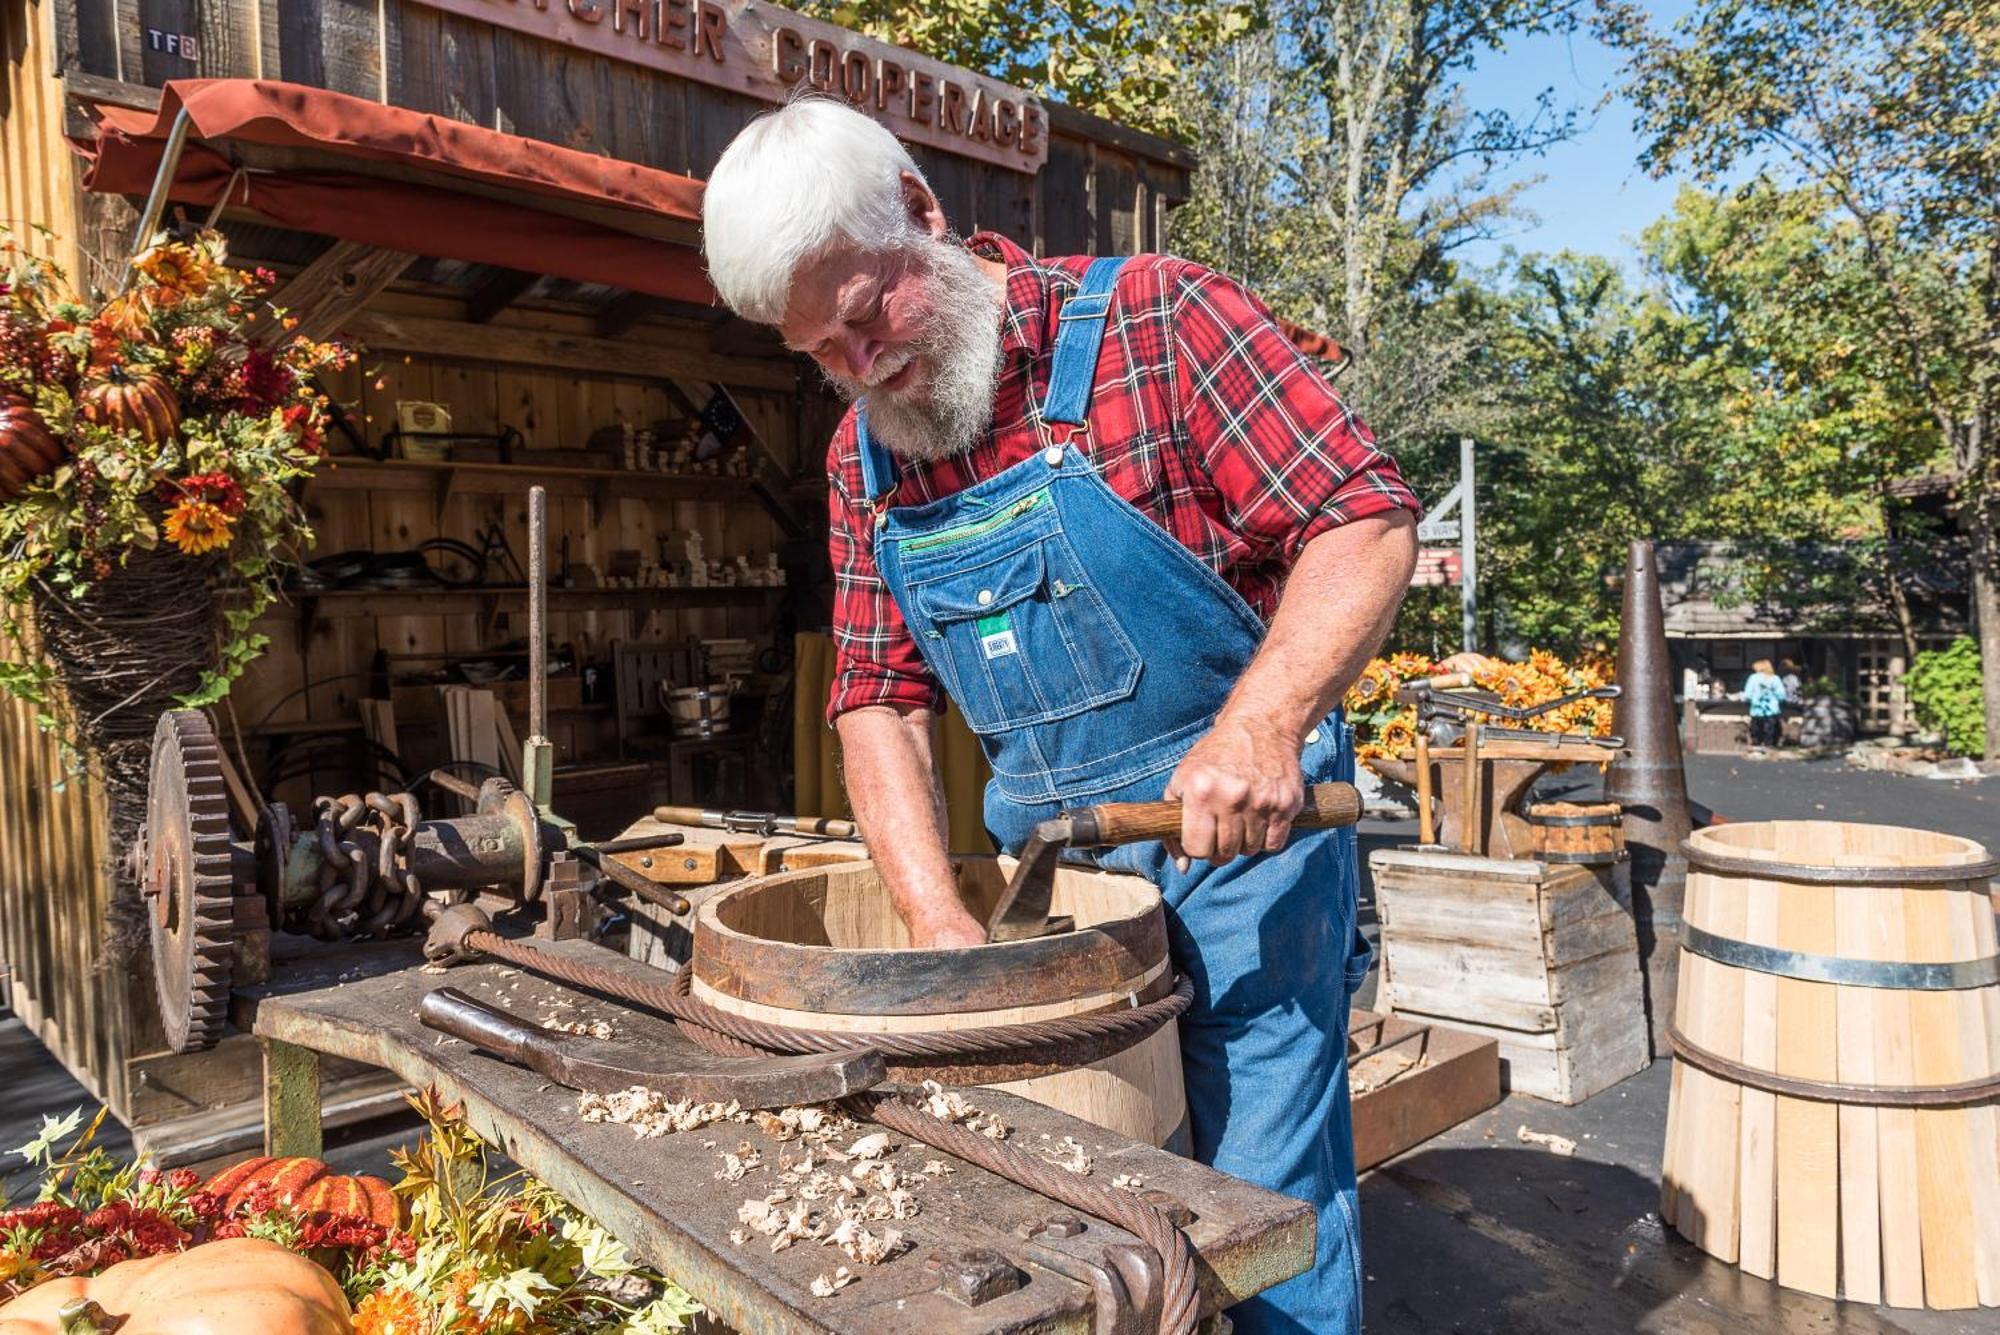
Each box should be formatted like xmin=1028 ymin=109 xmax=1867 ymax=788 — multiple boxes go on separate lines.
xmin=304 ymin=457 xmax=761 ymax=523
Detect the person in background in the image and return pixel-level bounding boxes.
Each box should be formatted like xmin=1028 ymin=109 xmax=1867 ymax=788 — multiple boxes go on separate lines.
xmin=1744 ymin=658 xmax=1787 ymax=751
xmin=1779 ymin=656 xmax=1803 ymax=705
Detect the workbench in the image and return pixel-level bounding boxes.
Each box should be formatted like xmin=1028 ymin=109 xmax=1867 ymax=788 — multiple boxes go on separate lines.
xmin=233 ymin=935 xmax=1313 ymax=1333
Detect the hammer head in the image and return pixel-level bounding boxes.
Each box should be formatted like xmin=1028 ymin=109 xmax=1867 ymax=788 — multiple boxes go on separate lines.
xmin=984 ymin=817 xmax=1075 ymax=943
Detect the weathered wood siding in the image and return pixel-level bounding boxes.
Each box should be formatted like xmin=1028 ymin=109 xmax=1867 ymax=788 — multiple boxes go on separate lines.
xmin=51 ymin=0 xmax=1191 ymax=253
xmin=3 ymin=0 xmax=81 ymax=264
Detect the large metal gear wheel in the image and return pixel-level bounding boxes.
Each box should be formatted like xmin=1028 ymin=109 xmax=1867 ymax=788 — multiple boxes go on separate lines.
xmin=143 ymin=709 xmax=237 ymax=1052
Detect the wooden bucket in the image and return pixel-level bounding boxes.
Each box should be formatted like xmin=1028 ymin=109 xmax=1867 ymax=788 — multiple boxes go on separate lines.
xmin=1524 ymin=801 xmax=1625 ymax=865
xmin=1661 ymin=821 xmax=2000 ymax=1309
xmin=691 ymin=856 xmax=1189 ymax=1148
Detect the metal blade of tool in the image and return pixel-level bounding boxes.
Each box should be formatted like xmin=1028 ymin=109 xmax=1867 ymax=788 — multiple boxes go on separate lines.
xmin=985 ymin=781 xmax=1365 ymax=943
xmin=418 ymin=987 xmax=885 ymax=1106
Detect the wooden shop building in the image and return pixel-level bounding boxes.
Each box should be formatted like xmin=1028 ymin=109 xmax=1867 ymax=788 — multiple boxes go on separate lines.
xmin=0 ymin=0 xmax=1199 ymax=1143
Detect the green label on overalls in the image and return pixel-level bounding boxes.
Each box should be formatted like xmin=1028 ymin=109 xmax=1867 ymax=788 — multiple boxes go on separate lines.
xmin=977 ymin=613 xmax=1019 ymax=659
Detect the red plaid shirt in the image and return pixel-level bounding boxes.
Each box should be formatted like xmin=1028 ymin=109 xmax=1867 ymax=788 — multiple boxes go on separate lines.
xmin=826 ymin=231 xmax=1420 ymax=722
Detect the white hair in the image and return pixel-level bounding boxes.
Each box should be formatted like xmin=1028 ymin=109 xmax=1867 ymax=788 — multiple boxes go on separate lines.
xmin=702 ymin=99 xmax=932 ymax=324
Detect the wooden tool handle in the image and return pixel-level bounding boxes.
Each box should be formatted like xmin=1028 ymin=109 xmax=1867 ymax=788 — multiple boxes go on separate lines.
xmin=650 ymin=805 xmax=710 ymax=827
xmin=1420 ymin=671 xmax=1473 ymax=689
xmin=1075 ymin=781 xmax=1363 ymax=847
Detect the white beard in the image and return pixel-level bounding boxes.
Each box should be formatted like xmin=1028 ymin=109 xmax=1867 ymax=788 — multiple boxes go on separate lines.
xmin=824 ymin=239 xmax=1003 ymax=463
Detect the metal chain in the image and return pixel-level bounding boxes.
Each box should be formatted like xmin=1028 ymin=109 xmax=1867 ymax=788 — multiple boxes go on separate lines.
xmin=307 ymin=791 xmax=429 ymax=938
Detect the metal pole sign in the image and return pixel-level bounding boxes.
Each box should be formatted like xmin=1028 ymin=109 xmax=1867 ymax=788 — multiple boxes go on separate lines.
xmin=1411 ymin=438 xmax=1478 ymax=652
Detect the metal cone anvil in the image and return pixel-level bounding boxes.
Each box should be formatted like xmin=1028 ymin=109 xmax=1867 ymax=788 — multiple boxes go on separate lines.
xmin=1603 ymin=540 xmax=1694 ymax=1056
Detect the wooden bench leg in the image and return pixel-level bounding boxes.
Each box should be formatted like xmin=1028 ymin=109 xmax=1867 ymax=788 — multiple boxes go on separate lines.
xmin=261 ymin=1037 xmax=323 ymax=1158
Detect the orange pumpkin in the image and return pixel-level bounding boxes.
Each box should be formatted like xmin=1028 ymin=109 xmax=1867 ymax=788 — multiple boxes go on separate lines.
xmin=78 ymin=367 xmax=179 ymax=445
xmin=204 ymin=1157 xmax=401 ymax=1228
xmin=0 ymin=1237 xmax=351 ymax=1335
xmin=0 ymin=395 xmax=64 ymax=501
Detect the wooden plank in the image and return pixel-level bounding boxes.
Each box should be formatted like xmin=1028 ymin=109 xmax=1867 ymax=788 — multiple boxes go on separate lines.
xmin=260 ymin=1038 xmax=323 ymax=1157
xmin=344 ymin=310 xmax=796 ymax=391
xmin=1875 ymin=881 xmax=1928 ymax=1306
xmin=1736 ymin=863 xmax=1782 ymax=1280
xmin=1682 ymin=850 xmax=1748 ymax=1262
xmin=1348 ymin=1014 xmax=1500 ymax=1172
xmin=1907 ymin=864 xmax=1980 ymax=1308
xmin=408 ymin=0 xmax=1050 ymax=174
xmin=259 ymin=241 xmax=417 ymax=345
xmin=1773 ymin=827 xmax=1840 ymax=1299
xmin=1832 ymin=876 xmax=1884 ymax=1305
xmin=392 ymin=4 xmax=497 ymax=125
xmin=1946 ymin=863 xmax=2000 ymax=1306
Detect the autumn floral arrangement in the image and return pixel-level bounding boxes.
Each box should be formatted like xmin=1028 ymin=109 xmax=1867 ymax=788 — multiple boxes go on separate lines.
xmin=0 ymin=229 xmax=349 ymax=948
xmin=1345 ymin=649 xmax=1617 ymax=768
xmin=0 ymin=229 xmax=347 ymax=727
xmin=0 ymin=1093 xmax=703 ymax=1334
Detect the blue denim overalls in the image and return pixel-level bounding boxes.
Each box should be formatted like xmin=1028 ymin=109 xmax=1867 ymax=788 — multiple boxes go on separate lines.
xmin=857 ymin=257 xmax=1370 ymax=1333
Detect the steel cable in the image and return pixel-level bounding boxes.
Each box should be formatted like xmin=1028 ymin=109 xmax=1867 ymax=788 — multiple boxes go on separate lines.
xmin=461 ymin=929 xmax=1194 ymax=1063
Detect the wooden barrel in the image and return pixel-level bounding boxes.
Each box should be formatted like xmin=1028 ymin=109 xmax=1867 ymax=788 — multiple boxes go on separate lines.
xmin=1660 ymin=821 xmax=2000 ymax=1309
xmin=1524 ymin=801 xmax=1625 ymax=865
xmin=691 ymin=856 xmax=1189 ymax=1148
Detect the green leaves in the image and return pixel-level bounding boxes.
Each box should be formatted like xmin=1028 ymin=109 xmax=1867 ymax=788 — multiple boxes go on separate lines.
xmin=1907 ymin=636 xmax=1986 ymax=756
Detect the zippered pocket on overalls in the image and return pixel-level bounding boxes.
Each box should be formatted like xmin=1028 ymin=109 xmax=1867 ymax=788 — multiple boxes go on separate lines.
xmin=905 ymin=491 xmax=1049 ymax=554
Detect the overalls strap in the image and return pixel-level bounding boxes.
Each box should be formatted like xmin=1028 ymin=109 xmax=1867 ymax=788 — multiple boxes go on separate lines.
xmin=854 ymin=408 xmax=898 ymax=505
xmin=1041 ymin=256 xmax=1129 ymax=427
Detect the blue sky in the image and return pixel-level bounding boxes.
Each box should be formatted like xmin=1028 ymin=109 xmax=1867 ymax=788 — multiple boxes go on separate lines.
xmin=1447 ymin=2 xmax=1700 ymax=272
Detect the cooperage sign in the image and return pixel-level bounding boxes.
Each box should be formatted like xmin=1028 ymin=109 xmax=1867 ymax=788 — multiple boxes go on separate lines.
xmin=407 ymin=0 xmax=1050 ymax=173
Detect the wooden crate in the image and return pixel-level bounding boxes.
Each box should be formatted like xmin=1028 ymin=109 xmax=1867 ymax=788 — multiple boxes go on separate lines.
xmin=1349 ymin=1011 xmax=1501 ymax=1172
xmin=1371 ymin=849 xmax=1650 ymax=1104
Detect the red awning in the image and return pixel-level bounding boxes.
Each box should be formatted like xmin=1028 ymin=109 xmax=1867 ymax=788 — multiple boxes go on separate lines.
xmin=77 ymin=79 xmax=717 ymax=307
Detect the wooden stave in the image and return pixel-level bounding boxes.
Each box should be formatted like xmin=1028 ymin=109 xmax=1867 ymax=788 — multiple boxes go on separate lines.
xmin=1660 ymin=820 xmax=2000 ymax=1308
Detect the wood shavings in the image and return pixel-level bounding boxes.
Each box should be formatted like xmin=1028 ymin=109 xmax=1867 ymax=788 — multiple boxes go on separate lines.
xmin=810 ymin=1267 xmax=857 ymax=1297
xmin=728 ymin=1228 xmax=750 ymax=1246
xmin=1112 ymin=1173 xmax=1147 ymax=1191
xmin=852 ymin=1160 xmax=897 ymax=1192
xmin=917 ymin=1080 xmax=1009 ymax=1139
xmin=825 ymin=1217 xmax=906 ymax=1265
xmin=1041 ymin=1135 xmax=1092 ymax=1175
xmin=578 ymin=1086 xmax=742 ymax=1137
xmin=1351 ymin=1051 xmax=1420 ymax=1095
xmin=922 ymin=1160 xmax=954 ymax=1178
xmin=1516 ymin=1125 xmax=1578 ymax=1156
xmin=715 ymin=1143 xmax=763 ymax=1182
xmin=844 ymin=1131 xmax=892 ymax=1159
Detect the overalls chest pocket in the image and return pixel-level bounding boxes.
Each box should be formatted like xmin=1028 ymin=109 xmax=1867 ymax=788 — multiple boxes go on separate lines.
xmin=908 ymin=535 xmax=1142 ymax=735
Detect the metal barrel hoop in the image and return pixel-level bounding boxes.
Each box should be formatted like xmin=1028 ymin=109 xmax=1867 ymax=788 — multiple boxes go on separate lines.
xmin=1667 ymin=1026 xmax=2000 ymax=1108
xmin=1682 ymin=922 xmax=2000 ymax=991
xmin=1678 ymin=839 xmax=2000 ymax=885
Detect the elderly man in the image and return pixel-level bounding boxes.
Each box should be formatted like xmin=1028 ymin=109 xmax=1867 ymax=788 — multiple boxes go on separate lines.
xmin=703 ymin=99 xmax=1418 ymax=1331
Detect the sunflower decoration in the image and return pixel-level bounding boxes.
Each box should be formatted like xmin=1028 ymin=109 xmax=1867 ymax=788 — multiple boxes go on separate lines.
xmin=1378 ymin=716 xmax=1417 ymax=757
xmin=0 ymin=227 xmax=354 ymax=725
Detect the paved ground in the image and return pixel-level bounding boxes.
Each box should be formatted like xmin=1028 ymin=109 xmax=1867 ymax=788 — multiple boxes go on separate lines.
xmin=1354 ymin=753 xmax=1993 ymax=1334
xmin=2 ymin=756 xmax=1993 ymax=1329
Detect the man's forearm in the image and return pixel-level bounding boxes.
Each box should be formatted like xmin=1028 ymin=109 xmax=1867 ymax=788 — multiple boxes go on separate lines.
xmin=834 ymin=704 xmax=978 ymax=941
xmin=1221 ymin=511 xmax=1418 ymax=743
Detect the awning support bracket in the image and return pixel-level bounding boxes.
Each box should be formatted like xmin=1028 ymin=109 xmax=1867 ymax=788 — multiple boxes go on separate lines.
xmin=121 ymin=105 xmax=194 ymax=291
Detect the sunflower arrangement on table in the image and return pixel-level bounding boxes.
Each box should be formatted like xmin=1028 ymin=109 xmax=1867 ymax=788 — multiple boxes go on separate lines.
xmin=0 ymin=228 xmax=350 ymax=719
xmin=1346 ymin=649 xmax=1617 ymax=768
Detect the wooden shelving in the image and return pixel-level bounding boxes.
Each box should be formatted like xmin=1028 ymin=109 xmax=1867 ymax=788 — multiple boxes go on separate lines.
xmin=306 ymin=456 xmax=760 ymax=523
xmin=293 ymin=583 xmax=782 ymax=625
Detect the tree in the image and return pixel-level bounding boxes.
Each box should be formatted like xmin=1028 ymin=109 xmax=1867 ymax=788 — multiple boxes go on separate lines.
xmin=1606 ymin=0 xmax=2000 ymax=754
xmin=1171 ymin=1 xmax=1588 ymax=446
